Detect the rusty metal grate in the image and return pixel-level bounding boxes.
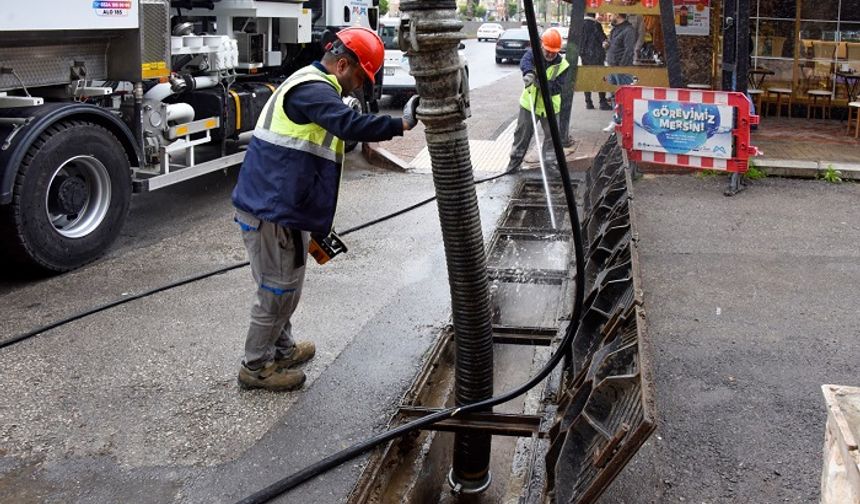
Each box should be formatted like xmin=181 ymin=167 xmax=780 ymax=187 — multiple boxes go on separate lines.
xmin=542 ymin=136 xmax=656 ymax=504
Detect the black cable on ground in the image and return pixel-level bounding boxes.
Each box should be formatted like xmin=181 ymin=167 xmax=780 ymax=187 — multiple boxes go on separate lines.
xmin=0 ymin=169 xmax=516 ymax=350
xmin=235 ymin=3 xmax=586 ymax=502
xmin=0 ymin=262 xmax=248 ymax=350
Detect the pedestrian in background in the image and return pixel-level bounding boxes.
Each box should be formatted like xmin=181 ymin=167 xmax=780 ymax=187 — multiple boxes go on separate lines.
xmin=581 ymin=13 xmax=610 ymax=110
xmin=506 ymin=30 xmax=570 ymax=172
xmin=604 ymin=13 xmax=637 ymax=84
xmin=603 ymin=13 xmax=637 ymax=131
xmin=231 ymin=27 xmax=420 ymax=392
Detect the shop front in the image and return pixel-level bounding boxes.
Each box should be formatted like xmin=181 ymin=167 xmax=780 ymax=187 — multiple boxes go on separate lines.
xmin=749 ymin=0 xmax=860 ymax=105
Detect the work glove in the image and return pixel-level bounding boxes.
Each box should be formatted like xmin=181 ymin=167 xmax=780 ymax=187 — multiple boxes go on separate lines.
xmin=402 ymin=95 xmax=420 ymax=130
xmin=523 ymin=72 xmax=536 ymax=87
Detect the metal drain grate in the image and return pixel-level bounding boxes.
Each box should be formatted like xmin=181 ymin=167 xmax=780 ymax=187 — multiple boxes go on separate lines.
xmin=542 ymin=136 xmax=656 ymax=504
xmin=488 ymin=179 xmax=573 ymax=331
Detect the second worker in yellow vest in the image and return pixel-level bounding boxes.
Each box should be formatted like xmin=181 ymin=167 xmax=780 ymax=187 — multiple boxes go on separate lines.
xmin=506 ymin=29 xmax=571 ymax=173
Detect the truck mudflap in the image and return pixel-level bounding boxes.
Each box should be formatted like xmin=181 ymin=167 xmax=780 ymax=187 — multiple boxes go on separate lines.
xmin=0 ymin=102 xmax=141 ymax=205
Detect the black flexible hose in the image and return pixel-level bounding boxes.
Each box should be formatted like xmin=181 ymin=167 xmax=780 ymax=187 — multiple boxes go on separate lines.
xmin=235 ymin=3 xmax=587 ymax=502
xmin=0 ymin=170 xmax=515 ymax=351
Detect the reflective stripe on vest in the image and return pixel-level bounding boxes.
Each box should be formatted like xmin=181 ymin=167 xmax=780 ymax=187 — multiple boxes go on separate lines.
xmin=519 ymin=58 xmax=570 ymax=117
xmin=254 ymin=65 xmax=346 ymax=164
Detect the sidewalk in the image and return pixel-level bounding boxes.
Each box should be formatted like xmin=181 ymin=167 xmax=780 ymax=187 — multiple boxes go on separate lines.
xmin=382 ymin=77 xmax=860 ymax=180
xmin=752 ymin=116 xmax=860 ymax=179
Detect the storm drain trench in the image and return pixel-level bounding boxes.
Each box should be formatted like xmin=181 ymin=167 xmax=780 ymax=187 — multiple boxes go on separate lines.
xmin=348 ymin=137 xmax=655 ymax=504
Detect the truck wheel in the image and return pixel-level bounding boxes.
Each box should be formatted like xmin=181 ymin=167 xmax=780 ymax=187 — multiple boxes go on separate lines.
xmin=0 ymin=120 xmax=132 ymax=273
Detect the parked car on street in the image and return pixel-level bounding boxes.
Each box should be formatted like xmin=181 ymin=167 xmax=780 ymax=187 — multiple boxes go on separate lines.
xmin=381 ymin=18 xmax=468 ymax=101
xmin=495 ymin=28 xmax=531 ymax=64
xmin=477 ymin=23 xmax=504 ymax=41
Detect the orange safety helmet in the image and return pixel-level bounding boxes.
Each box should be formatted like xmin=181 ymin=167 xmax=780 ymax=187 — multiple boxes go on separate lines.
xmin=334 ymin=27 xmax=385 ymax=84
xmin=541 ymin=29 xmax=563 ymax=53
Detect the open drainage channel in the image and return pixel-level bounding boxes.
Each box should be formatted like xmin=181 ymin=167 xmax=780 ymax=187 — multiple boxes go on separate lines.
xmin=347 ymin=137 xmax=655 ymax=504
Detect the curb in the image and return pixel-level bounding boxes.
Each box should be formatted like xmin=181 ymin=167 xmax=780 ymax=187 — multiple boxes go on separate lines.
xmin=362 ymin=142 xmax=412 ymax=172
xmin=637 ymin=159 xmax=860 ymax=180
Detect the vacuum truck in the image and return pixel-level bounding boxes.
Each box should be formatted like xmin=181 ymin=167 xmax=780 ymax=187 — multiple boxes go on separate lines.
xmin=0 ymin=0 xmax=380 ymax=273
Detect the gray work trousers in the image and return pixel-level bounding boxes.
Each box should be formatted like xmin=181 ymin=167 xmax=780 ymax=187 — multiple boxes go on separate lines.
xmin=235 ymin=209 xmax=309 ymax=369
xmin=508 ymin=106 xmax=557 ymax=171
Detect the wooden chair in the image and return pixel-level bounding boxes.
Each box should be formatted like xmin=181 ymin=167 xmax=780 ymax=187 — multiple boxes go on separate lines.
xmin=807 ymin=89 xmax=833 ymax=119
xmin=848 ymin=102 xmax=860 ymax=138
xmin=766 ymin=87 xmax=793 ymax=118
xmin=845 ymin=43 xmax=860 ymax=77
xmin=812 ymin=41 xmax=838 ymax=88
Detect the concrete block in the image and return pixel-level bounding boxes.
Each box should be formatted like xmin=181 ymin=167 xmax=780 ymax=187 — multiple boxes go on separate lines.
xmin=821 ymin=384 xmax=860 ymax=504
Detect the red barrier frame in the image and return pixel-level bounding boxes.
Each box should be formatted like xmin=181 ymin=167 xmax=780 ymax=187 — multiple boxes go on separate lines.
xmin=613 ymin=86 xmax=760 ymax=173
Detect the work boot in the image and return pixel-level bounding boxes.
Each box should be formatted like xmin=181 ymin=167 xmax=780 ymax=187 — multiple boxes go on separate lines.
xmin=238 ymin=361 xmax=306 ymax=391
xmin=585 ymin=100 xmax=595 ymax=110
xmin=599 ymin=101 xmax=613 ymax=111
xmin=273 ymin=341 xmax=316 ymax=369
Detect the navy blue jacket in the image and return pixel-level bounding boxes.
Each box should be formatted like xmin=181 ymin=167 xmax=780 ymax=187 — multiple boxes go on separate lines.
xmin=284 ymin=63 xmax=403 ymax=141
xmin=232 ymin=62 xmax=403 ymax=233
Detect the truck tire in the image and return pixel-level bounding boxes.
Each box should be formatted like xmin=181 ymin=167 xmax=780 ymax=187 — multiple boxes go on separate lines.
xmin=0 ymin=120 xmax=132 ymax=273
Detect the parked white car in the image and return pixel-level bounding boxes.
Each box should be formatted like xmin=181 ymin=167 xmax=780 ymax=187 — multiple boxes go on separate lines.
xmin=477 ymin=23 xmax=504 ymax=42
xmin=380 ymin=18 xmax=468 ymax=101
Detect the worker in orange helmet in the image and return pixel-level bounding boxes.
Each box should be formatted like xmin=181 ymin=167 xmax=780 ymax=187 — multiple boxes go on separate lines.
xmin=231 ymin=27 xmax=420 ymax=391
xmin=506 ymin=28 xmax=571 ymax=172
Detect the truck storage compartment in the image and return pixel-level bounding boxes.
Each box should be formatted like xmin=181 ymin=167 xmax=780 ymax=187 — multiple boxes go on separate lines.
xmin=176 ymin=82 xmax=273 ymax=140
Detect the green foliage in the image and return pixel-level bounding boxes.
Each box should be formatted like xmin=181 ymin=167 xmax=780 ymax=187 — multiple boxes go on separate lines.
xmin=457 ymin=0 xmax=482 ymax=19
xmin=507 ymin=1 xmax=518 ymax=19
xmin=696 ymin=169 xmax=721 ymax=178
xmin=379 ymin=0 xmax=388 ymax=16
xmin=745 ymin=162 xmax=767 ymax=180
xmin=821 ymin=164 xmax=843 ymax=184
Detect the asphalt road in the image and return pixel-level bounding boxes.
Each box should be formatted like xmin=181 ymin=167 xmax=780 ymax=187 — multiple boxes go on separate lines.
xmin=462 ymin=38 xmax=522 ymax=91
